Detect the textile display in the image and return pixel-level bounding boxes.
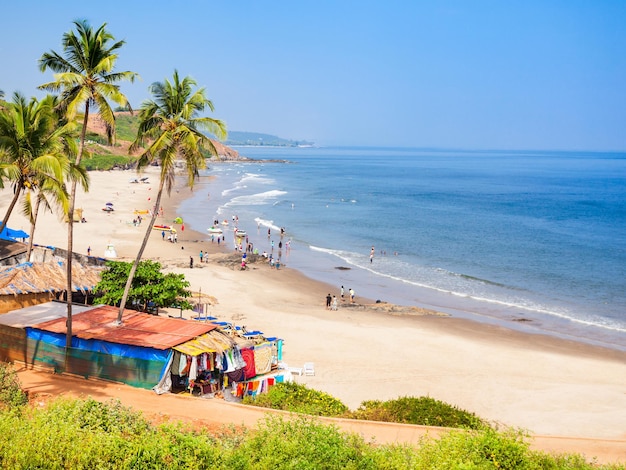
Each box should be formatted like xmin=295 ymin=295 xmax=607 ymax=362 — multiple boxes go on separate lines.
xmin=253 ymin=343 xmax=273 ymax=375
xmin=240 ymin=347 xmax=256 ymax=379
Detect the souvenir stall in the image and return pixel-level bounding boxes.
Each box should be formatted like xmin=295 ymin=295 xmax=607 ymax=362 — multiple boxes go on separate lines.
xmin=153 ymin=327 xmax=289 ymax=399
xmin=227 ymin=335 xmax=292 ymax=399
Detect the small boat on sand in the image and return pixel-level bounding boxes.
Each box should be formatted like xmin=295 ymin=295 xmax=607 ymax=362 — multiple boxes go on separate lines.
xmin=153 ymin=224 xmax=172 ymax=231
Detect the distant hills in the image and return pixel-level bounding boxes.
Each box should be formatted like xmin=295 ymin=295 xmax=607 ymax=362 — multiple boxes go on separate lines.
xmin=224 ymin=131 xmax=314 ymax=147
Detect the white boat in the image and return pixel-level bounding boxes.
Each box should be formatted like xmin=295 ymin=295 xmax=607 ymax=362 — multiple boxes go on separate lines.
xmin=207 ymin=226 xmax=223 ymax=234
xmin=234 ymin=230 xmax=247 ymax=238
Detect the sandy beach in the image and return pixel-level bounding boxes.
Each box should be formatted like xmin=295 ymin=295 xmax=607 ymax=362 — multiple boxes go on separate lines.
xmin=2 ymin=166 xmax=626 ymax=459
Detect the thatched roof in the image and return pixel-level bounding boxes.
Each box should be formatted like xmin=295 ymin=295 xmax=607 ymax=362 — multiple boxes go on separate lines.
xmin=0 ymin=262 xmax=103 ymax=295
xmin=188 ymin=291 xmax=218 ymax=306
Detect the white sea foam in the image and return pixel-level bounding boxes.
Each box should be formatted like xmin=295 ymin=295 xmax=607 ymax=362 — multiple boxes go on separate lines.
xmin=255 ymin=217 xmax=281 ymax=232
xmin=308 ymin=245 xmax=626 ymax=334
xmin=240 ymin=172 xmax=275 ymax=185
xmin=225 ymin=190 xmax=288 ymax=207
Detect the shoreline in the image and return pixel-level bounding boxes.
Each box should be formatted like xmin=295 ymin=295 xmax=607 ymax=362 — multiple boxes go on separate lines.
xmin=181 ymin=163 xmax=626 ymax=354
xmin=1 ymin=167 xmax=625 ymax=441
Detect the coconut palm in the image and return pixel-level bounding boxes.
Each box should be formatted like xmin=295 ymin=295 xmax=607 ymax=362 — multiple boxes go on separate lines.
xmin=0 ymin=93 xmax=74 ymax=237
xmin=117 ymin=70 xmax=226 ymax=324
xmin=39 ymin=20 xmax=137 ymax=347
xmin=22 ymin=97 xmax=88 ymax=260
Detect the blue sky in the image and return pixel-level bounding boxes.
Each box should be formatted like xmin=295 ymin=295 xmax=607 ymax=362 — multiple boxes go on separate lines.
xmin=1 ymin=1 xmax=625 ymax=150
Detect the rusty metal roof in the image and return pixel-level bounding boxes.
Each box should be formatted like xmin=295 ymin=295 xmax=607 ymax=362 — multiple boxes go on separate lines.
xmin=34 ymin=305 xmax=217 ymax=350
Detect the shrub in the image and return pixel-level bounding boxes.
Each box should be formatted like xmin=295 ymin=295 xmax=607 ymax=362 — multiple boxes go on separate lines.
xmin=350 ymin=396 xmax=487 ymax=430
xmin=0 ymin=394 xmax=616 ymax=469
xmin=235 ymin=414 xmax=376 ymax=469
xmin=413 ymin=427 xmax=604 ymax=470
xmin=243 ymin=381 xmax=348 ymax=416
xmin=0 ymin=363 xmax=28 ymax=409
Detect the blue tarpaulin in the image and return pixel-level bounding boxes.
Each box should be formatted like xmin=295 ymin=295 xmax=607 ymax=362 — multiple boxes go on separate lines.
xmin=26 ymin=328 xmax=170 ymax=362
xmin=0 ymin=226 xmax=29 ymax=241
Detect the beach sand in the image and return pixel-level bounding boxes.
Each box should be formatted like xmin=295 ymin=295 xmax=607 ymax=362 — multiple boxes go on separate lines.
xmin=2 ymin=166 xmax=626 ymax=461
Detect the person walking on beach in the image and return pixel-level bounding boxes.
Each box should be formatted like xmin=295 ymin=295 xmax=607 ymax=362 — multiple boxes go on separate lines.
xmin=326 ymin=293 xmax=332 ymax=310
xmin=161 ymin=230 xmax=165 ymax=241
xmin=189 ymin=256 xmax=194 ymax=269
xmin=199 ymin=251 xmax=204 ymax=263
xmin=331 ymin=296 xmax=338 ymax=311
xmin=349 ymin=288 xmax=355 ymax=303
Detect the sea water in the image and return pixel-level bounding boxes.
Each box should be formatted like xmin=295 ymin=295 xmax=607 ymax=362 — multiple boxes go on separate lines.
xmin=179 ymin=147 xmax=626 ymax=351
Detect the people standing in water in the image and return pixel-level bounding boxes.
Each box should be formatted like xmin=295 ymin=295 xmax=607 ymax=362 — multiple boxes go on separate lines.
xmin=370 ymin=246 xmax=375 ymax=263
xmin=340 ymin=285 xmax=344 ymax=301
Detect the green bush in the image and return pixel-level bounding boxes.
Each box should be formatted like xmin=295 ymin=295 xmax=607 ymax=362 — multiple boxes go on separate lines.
xmin=0 ymin=395 xmax=618 ymax=469
xmin=235 ymin=414 xmax=377 ymax=469
xmin=243 ymin=381 xmax=348 ymax=416
xmin=349 ymin=396 xmax=486 ymax=430
xmin=82 ymin=153 xmax=136 ymax=170
xmin=412 ymin=427 xmax=607 ymax=470
xmin=0 ymin=363 xmax=28 ymax=410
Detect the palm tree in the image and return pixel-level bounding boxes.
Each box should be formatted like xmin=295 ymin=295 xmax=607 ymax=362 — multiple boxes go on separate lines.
xmin=22 ymin=96 xmax=88 ymax=260
xmin=0 ymin=93 xmax=72 ymax=236
xmin=39 ymin=20 xmax=137 ymax=347
xmin=117 ymin=70 xmax=226 ymax=324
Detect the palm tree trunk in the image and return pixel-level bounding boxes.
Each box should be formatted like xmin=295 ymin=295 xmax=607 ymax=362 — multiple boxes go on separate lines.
xmin=116 ymin=177 xmax=166 ymax=324
xmin=0 ymin=186 xmax=22 ymax=235
xmin=65 ymin=103 xmax=90 ymax=350
xmin=26 ymin=197 xmax=41 ymax=261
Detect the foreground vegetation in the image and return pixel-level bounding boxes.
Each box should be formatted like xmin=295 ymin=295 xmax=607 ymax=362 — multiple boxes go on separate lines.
xmin=243 ymin=382 xmax=486 ymax=430
xmin=1 ymin=364 xmax=622 ymax=469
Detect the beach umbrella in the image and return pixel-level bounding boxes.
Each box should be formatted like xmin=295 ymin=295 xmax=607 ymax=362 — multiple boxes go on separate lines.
xmin=105 ymin=202 xmax=114 ymax=207
xmin=173 ymin=217 xmax=183 ymax=224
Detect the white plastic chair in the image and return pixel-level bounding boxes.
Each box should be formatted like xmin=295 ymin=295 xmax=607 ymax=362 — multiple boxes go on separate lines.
xmin=303 ymin=362 xmax=315 ymax=376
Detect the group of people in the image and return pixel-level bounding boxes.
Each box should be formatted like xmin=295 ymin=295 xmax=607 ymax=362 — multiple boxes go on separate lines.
xmin=326 ymin=285 xmax=356 ymax=310
xmin=161 ymin=230 xmax=178 ymax=243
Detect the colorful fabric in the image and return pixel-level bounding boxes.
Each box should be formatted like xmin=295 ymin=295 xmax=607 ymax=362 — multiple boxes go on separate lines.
xmin=241 ymin=347 xmax=256 ymax=379
xmin=226 ymin=368 xmax=245 ymax=383
xmin=254 ymin=343 xmax=273 ymax=375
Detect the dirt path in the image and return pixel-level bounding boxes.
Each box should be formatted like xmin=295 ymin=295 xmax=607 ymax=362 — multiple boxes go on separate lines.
xmin=15 ymin=367 xmax=626 ymax=465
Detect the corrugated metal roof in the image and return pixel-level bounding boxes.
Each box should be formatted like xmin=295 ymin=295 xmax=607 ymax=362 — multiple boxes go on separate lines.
xmin=0 ymin=301 xmax=93 ymax=328
xmin=34 ymin=305 xmax=217 ymax=350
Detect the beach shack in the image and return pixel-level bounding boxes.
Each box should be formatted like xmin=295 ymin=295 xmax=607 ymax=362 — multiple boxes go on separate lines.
xmin=0 ymin=304 xmax=217 ymax=388
xmin=1 ymin=302 xmax=290 ymax=397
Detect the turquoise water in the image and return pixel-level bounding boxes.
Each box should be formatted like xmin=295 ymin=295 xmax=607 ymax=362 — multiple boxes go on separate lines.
xmin=179 ymin=147 xmax=626 ymax=350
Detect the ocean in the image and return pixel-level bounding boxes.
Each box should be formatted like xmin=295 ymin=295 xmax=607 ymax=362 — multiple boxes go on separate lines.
xmin=179 ymin=147 xmax=626 ymax=351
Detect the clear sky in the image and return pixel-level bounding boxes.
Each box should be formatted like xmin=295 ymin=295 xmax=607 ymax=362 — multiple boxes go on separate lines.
xmin=1 ymin=1 xmax=625 ymax=150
